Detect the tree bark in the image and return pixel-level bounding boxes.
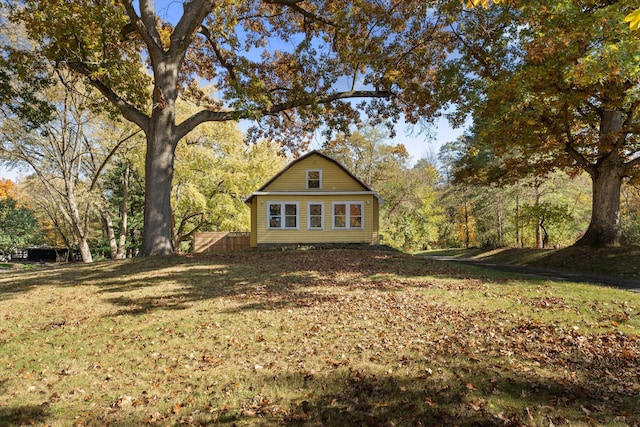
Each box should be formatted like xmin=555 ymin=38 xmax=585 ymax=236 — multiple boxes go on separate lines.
xmin=575 ymin=110 xmax=625 ymax=247
xmin=116 ymin=162 xmax=130 ymax=259
xmin=534 ymin=184 xmax=543 ymax=249
xmin=141 ymin=128 xmax=178 ymax=256
xmin=575 ymin=156 xmax=625 ymax=247
xmin=496 ymin=193 xmax=503 ymax=246
xmin=100 ymin=200 xmax=119 ymax=259
xmin=515 ymin=194 xmax=522 ymax=248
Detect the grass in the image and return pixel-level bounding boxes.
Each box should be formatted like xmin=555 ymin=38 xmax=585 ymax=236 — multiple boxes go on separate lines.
xmin=423 ymin=245 xmax=640 ymax=279
xmin=1 ymin=249 xmax=639 ymax=426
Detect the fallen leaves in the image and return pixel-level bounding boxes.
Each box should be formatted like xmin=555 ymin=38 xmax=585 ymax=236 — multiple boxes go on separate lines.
xmin=1 ymin=249 xmax=639 ymax=426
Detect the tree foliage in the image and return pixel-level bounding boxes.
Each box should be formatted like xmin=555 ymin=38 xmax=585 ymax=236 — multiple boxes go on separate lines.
xmin=441 ymin=0 xmax=640 ymax=247
xmin=4 ymin=0 xmax=452 ymax=256
xmin=0 ymin=196 xmax=40 ymax=255
xmin=172 ymin=120 xmax=286 ymax=252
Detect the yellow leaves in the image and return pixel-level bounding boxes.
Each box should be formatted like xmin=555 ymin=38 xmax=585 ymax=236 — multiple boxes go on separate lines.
xmin=467 ymin=1 xmax=638 ymax=33
xmin=624 ymin=8 xmax=640 ymax=32
xmin=383 ymin=69 xmax=402 ymax=83
xmin=464 ymin=0 xmax=502 ymax=8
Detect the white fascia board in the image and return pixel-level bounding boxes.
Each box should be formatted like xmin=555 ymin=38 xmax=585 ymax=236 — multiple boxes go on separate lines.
xmin=251 ymin=191 xmax=383 ymax=204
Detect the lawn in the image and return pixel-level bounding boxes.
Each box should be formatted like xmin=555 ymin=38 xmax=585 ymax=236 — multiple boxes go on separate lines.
xmin=423 ymin=245 xmax=640 ymax=279
xmin=1 ymin=249 xmax=639 ymax=426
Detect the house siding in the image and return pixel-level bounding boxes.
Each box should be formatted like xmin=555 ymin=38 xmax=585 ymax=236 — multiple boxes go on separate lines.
xmin=247 ymin=151 xmax=380 ymax=247
xmin=262 ymin=155 xmax=366 ymax=192
xmin=254 ymin=194 xmax=377 ymax=245
xmin=250 ymin=198 xmax=258 ymax=247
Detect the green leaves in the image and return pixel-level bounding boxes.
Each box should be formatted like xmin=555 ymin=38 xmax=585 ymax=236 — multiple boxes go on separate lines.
xmin=0 ymin=197 xmax=41 ymax=253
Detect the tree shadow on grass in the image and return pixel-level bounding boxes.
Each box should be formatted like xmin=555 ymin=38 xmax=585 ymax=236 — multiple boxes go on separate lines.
xmin=102 ymin=249 xmax=520 ymax=316
xmin=70 ymin=362 xmax=640 ymax=426
xmin=2 ymin=249 xmax=638 ymax=426
xmin=0 ymin=379 xmax=49 ymax=427
xmin=0 ymin=249 xmax=485 ymax=311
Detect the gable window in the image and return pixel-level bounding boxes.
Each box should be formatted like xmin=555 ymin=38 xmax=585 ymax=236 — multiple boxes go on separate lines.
xmin=332 ymin=202 xmax=364 ymax=230
xmin=307 ymin=170 xmax=322 ymax=189
xmin=268 ymin=202 xmax=299 ymax=229
xmin=307 ymin=202 xmax=324 ymax=230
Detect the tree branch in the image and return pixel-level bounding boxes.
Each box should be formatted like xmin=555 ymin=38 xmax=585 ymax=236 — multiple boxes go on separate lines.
xmin=617 ymin=98 xmax=640 ymax=152
xmin=198 ymin=25 xmax=238 ymax=82
xmin=64 ymin=62 xmax=150 ymax=133
xmin=561 ymin=104 xmax=593 ymax=174
xmin=88 ymin=129 xmax=142 ymax=192
xmin=171 ymin=0 xmax=215 ymax=58
xmin=264 ymin=0 xmax=335 ymax=27
xmin=176 ymin=212 xmax=205 ymax=239
xmin=625 ymin=154 xmax=640 ymax=171
xmin=119 ymin=0 xmax=164 ymax=57
xmin=175 ymin=89 xmax=392 ymax=140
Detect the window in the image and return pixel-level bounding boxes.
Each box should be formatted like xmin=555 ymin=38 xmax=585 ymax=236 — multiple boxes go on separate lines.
xmin=307 ymin=202 xmax=324 ymax=230
xmin=267 ymin=202 xmax=299 ymax=229
xmin=332 ymin=202 xmax=364 ymax=230
xmin=307 ymin=170 xmax=321 ymax=189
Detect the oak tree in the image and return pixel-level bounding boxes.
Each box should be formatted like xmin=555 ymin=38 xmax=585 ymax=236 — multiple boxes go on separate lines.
xmin=444 ymin=0 xmax=640 ymax=247
xmin=6 ymin=0 xmax=450 ymax=256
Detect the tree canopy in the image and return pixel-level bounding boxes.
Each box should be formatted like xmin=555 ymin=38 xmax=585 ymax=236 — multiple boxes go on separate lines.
xmin=442 ymin=0 xmax=640 ymax=246
xmin=3 ymin=0 xmax=452 ymax=256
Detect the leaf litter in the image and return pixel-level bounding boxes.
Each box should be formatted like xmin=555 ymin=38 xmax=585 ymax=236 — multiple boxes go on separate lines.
xmin=0 ymin=249 xmax=638 ymax=426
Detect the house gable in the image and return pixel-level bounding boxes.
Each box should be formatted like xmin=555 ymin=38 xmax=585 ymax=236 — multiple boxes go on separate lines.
xmin=262 ymin=151 xmax=369 ymax=192
xmin=245 ymin=150 xmax=381 ymax=247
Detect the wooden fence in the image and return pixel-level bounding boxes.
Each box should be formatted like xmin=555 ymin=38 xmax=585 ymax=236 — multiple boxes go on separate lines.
xmin=193 ymin=232 xmax=251 ymax=253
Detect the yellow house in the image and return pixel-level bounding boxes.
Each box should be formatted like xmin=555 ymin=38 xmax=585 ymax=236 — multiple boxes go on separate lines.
xmin=245 ymin=150 xmax=382 ymax=248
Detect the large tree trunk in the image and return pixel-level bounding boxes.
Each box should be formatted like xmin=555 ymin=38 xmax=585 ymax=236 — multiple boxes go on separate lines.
xmin=575 ymin=157 xmax=624 ymax=247
xmin=575 ymin=110 xmax=625 ymax=247
xmin=141 ymin=69 xmax=179 ymax=256
xmin=141 ymin=129 xmax=177 ymax=256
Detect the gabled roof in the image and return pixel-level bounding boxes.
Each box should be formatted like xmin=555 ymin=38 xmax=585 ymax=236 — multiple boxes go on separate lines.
xmin=245 ymin=150 xmax=379 ymax=204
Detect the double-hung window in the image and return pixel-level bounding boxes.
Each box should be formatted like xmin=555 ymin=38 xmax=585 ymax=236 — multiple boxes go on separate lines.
xmin=332 ymin=202 xmax=364 ymax=230
xmin=268 ymin=202 xmax=299 ymax=229
xmin=307 ymin=202 xmax=324 ymax=230
xmin=306 ymin=170 xmax=322 ymax=189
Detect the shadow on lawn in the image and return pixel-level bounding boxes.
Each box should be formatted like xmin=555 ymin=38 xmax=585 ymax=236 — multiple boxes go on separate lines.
xmin=2 ymin=250 xmax=639 ymax=426
xmin=0 ymin=249 xmax=507 ymax=314
xmin=0 ymin=379 xmax=50 ymax=427
xmin=71 ymin=363 xmax=640 ymax=426
xmin=100 ymin=250 xmax=519 ymax=316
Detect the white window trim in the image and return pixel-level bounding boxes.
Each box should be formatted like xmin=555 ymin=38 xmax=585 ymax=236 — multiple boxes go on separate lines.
xmin=306 ymin=169 xmax=322 ymax=189
xmin=267 ymin=202 xmax=299 ymax=230
xmin=331 ymin=201 xmax=365 ymax=230
xmin=307 ymin=202 xmax=324 ymax=230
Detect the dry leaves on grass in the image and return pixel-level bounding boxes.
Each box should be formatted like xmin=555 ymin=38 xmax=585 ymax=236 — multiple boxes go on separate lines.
xmin=1 ymin=249 xmax=639 ymax=426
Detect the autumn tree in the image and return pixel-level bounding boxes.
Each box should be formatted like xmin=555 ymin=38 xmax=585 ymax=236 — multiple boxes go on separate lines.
xmin=0 ymin=197 xmax=39 ymax=254
xmin=4 ymin=0 xmax=451 ymax=256
xmin=0 ymin=178 xmax=16 ymax=199
xmin=439 ymin=129 xmax=592 ymax=248
xmin=172 ymin=121 xmax=285 ymax=252
xmin=442 ymin=0 xmax=640 ymax=247
xmin=324 ymin=128 xmax=444 ymax=250
xmin=0 ymin=71 xmax=142 ymax=262
xmin=0 ymin=196 xmax=41 ymax=257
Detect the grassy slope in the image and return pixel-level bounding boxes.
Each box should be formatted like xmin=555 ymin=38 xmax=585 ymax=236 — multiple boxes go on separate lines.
xmin=1 ymin=249 xmax=639 ymax=426
xmin=424 ymin=245 xmax=640 ymax=279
